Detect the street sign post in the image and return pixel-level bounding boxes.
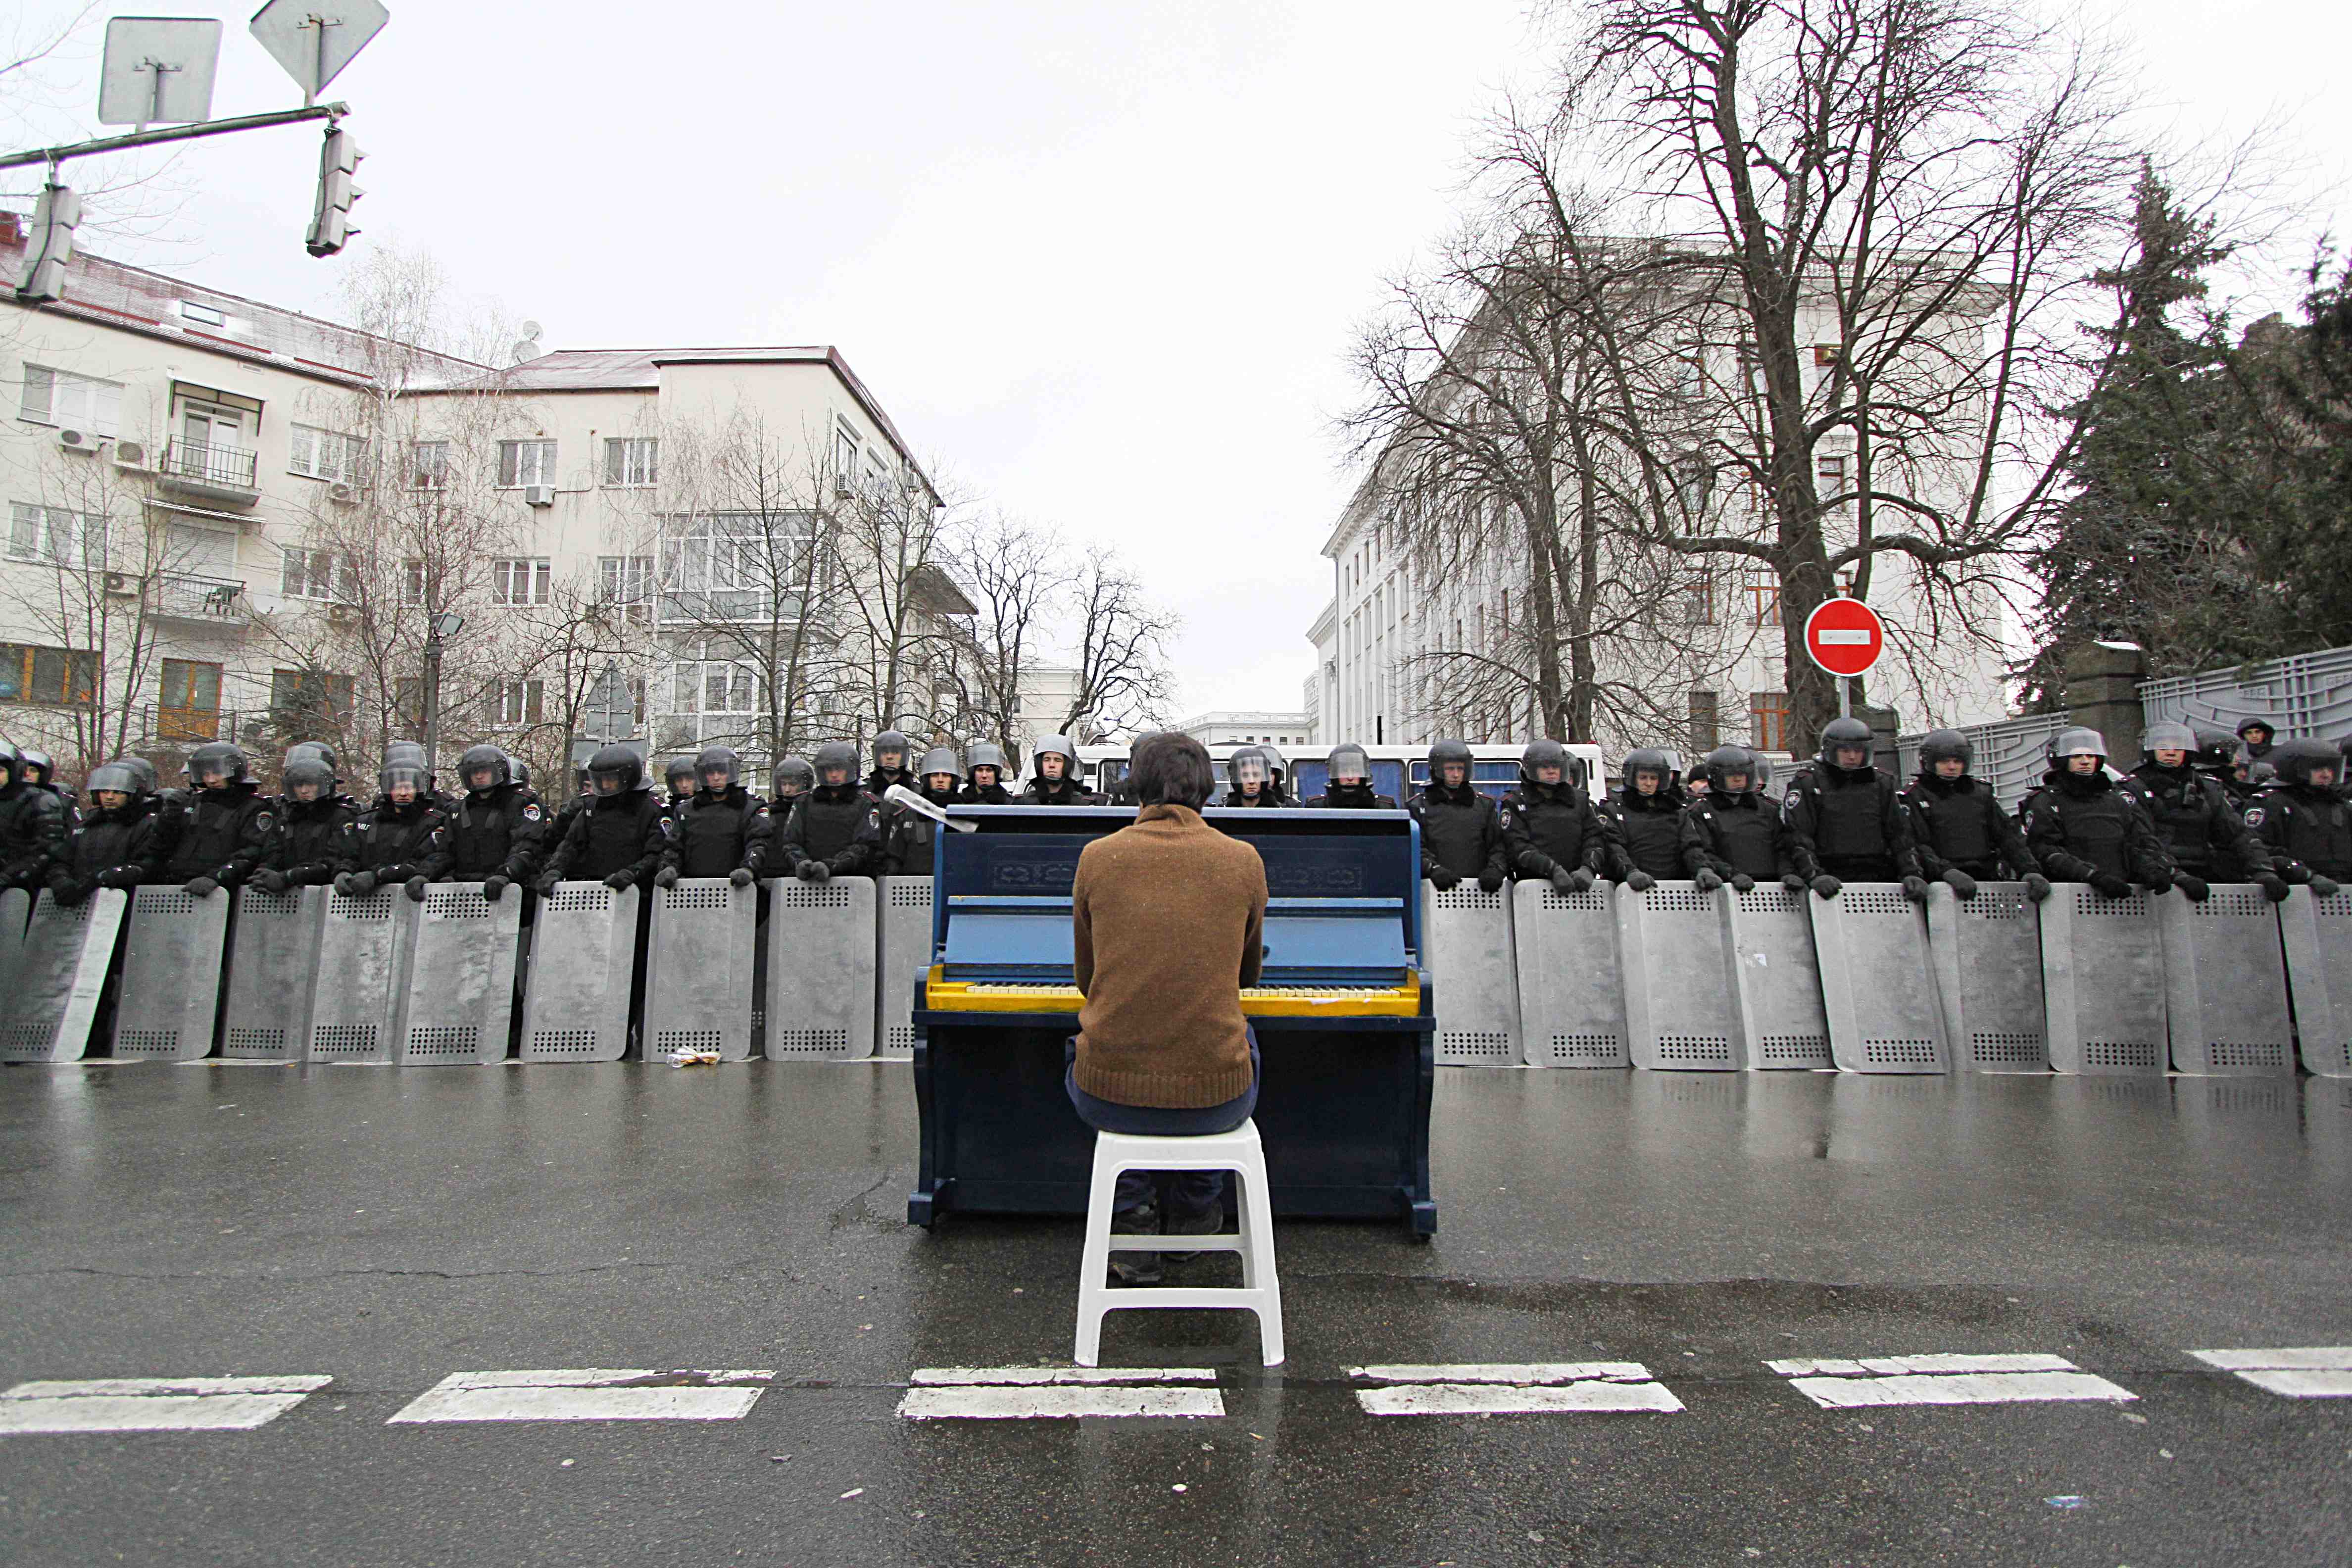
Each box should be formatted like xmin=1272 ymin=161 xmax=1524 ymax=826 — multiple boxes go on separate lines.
xmin=250 ymin=0 xmax=392 ymax=107
xmin=97 ymin=17 xmax=224 ymax=128
xmin=1803 ymin=596 xmax=1885 ymax=718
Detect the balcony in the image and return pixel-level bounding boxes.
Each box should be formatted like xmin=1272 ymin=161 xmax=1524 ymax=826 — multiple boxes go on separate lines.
xmin=147 ymin=572 xmax=252 ymax=629
xmin=157 ymin=440 xmax=261 ymax=509
xmin=657 ymin=588 xmax=804 ymax=626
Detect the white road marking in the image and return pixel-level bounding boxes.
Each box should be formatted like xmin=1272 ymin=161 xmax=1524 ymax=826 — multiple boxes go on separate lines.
xmin=1349 ymin=1362 xmax=1683 ymax=1416
xmin=0 ymin=1375 xmax=332 ymax=1434
xmin=387 ymin=1369 xmax=772 ymax=1424
xmin=1768 ymin=1353 xmax=2134 ymax=1409
xmin=2189 ymin=1348 xmax=2352 ymax=1399
xmin=900 ymin=1366 xmax=1223 ymax=1420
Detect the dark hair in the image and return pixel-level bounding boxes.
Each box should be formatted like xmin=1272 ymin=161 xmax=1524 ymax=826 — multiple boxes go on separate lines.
xmin=1127 ymin=731 xmax=1214 ymax=810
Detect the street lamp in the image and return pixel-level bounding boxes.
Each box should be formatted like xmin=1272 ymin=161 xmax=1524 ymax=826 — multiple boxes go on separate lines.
xmin=423 ymin=610 xmax=465 ymax=781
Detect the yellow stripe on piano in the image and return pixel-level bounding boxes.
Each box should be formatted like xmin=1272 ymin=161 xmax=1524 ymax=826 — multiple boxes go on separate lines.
xmin=923 ymin=969 xmax=1421 ymax=1018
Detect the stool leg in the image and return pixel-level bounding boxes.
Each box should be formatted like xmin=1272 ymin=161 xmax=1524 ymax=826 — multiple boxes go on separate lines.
xmin=1238 ymin=1151 xmax=1283 ymax=1367
xmin=1075 ymin=1140 xmax=1124 ymax=1367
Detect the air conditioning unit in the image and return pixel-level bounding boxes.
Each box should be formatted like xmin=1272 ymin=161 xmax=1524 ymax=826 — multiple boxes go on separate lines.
xmin=327 ymin=481 xmax=359 ymax=504
xmin=103 ymin=571 xmax=136 ymax=596
xmin=55 ymin=428 xmax=94 ymax=452
xmin=113 ymin=439 xmax=151 ymax=470
xmin=832 ymin=476 xmax=856 ymax=501
xmin=524 ymin=485 xmax=556 ymax=507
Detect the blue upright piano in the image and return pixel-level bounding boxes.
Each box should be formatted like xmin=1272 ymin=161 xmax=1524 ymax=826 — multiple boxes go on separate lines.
xmin=908 ymin=805 xmax=1437 ymax=1235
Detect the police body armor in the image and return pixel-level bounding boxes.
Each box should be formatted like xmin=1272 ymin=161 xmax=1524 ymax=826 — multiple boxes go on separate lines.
xmin=447 ymin=783 xmax=548 ymax=881
xmin=1687 ymin=792 xmax=1782 ymax=880
xmin=269 ymin=793 xmax=360 ymax=883
xmin=2124 ymin=762 xmax=2255 ymax=881
xmin=555 ymin=791 xmax=668 ymax=885
xmin=2251 ymin=785 xmax=2352 ymax=882
xmin=161 ymin=783 xmax=272 ymax=884
xmin=1411 ymin=781 xmax=1504 ymax=880
xmin=784 ymin=785 xmax=880 ymax=875
xmin=1499 ymin=782 xmax=1608 ymax=880
xmin=342 ymin=797 xmax=450 ymax=878
xmin=670 ymin=786 xmax=773 ymax=878
xmin=1606 ymin=789 xmax=1685 ymax=881
xmin=1902 ymin=775 xmax=1999 ymax=875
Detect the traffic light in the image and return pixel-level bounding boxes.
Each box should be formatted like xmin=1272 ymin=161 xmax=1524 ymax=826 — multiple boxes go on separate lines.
xmin=304 ymin=124 xmax=363 ymax=257
xmin=16 ymin=182 xmax=81 ymax=302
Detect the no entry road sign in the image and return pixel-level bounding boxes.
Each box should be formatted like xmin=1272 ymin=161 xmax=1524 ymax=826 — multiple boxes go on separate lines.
xmin=1803 ymin=597 xmax=1885 ymax=680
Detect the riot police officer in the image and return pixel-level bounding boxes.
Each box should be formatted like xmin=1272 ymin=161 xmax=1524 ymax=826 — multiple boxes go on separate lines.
xmin=1306 ymin=743 xmax=1398 ymax=809
xmin=2022 ymin=728 xmax=2180 ymax=896
xmin=1899 ymin=730 xmax=2048 ymax=900
xmin=2121 ymin=720 xmax=2274 ymax=895
xmin=2248 ymin=738 xmax=2352 ymax=894
xmin=0 ymin=741 xmax=69 ymax=891
xmin=441 ymin=744 xmax=547 ymax=898
xmin=255 ymin=754 xmax=358 ymax=892
xmin=47 ymin=759 xmax=167 ymax=904
xmin=866 ymin=730 xmax=915 ymax=798
xmin=1260 ymin=745 xmax=1294 ymax=806
xmin=661 ymin=756 xmax=698 ymax=815
xmin=772 ymin=754 xmax=815 ymax=808
xmin=1683 ymin=761 xmax=1711 ymax=802
xmin=961 ymin=741 xmax=1015 ymax=804
xmin=158 ymin=741 xmax=271 ymax=897
xmin=1781 ymin=717 xmax=1928 ymax=901
xmin=883 ymin=745 xmax=962 ymax=876
xmin=657 ymin=745 xmax=771 ymax=888
xmin=18 ymin=748 xmax=74 ymax=818
xmin=1597 ymin=747 xmax=1683 ymax=889
xmin=1223 ymin=745 xmax=1283 ymax=808
xmin=1500 ymin=738 xmax=1612 ymax=891
xmin=2236 ymin=717 xmax=2277 ymax=764
xmin=782 ymin=740 xmax=881 ymax=882
xmin=537 ymin=746 xmax=669 ymax=892
xmin=336 ymin=757 xmax=451 ymax=901
xmin=1410 ymin=738 xmax=1505 ymax=890
xmin=1681 ymin=746 xmax=1795 ymax=892
xmin=1019 ymin=735 xmax=1103 ymax=805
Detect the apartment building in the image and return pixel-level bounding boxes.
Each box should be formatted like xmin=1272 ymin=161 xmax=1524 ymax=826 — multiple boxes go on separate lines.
xmin=1175 ymin=710 xmax=1312 ymax=749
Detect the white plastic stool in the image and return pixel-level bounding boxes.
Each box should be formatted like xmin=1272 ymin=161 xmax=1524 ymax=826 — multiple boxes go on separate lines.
xmin=1074 ymin=1118 xmax=1283 ymax=1367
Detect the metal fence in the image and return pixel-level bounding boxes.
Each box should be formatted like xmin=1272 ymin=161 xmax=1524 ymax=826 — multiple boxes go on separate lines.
xmin=1895 ymin=713 xmax=2073 ymax=809
xmin=2140 ymin=645 xmax=2352 ymax=743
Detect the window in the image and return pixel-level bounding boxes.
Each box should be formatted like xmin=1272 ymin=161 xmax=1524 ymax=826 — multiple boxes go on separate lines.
xmin=18 ymin=365 xmax=123 ymax=436
xmin=1815 ymin=454 xmax=1847 ymax=501
xmin=674 ymin=661 xmax=756 ymax=716
xmin=661 ymin=511 xmax=818 ymax=617
xmin=1813 ymin=343 xmax=1843 ymax=368
xmin=158 ymin=658 xmax=222 ymax=741
xmin=7 ymin=502 xmax=106 ymax=566
xmin=1750 ymin=690 xmax=1791 ymax=753
xmin=280 ymin=546 xmax=356 ymax=602
xmin=598 ymin=554 xmax=653 ymax=621
xmin=400 ymin=557 xmax=427 ymax=605
xmin=1667 ymin=570 xmax=1716 ymax=626
xmin=1747 ymin=570 xmax=1781 ymax=628
xmin=832 ymin=422 xmax=860 ymax=482
xmin=392 ymin=676 xmax=425 ymax=735
xmin=410 ymin=441 xmax=449 ymax=490
xmin=490 ymin=557 xmax=552 ymax=606
xmin=1689 ymin=689 xmax=1720 ymax=750
xmin=288 ymin=423 xmax=364 ymax=484
xmin=497 ymin=679 xmax=545 ymax=727
xmin=179 ymin=300 xmax=226 ymax=327
xmin=496 ymin=439 xmax=557 ymax=489
xmin=0 ymin=641 xmax=97 ymax=706
xmin=603 ymin=437 xmax=658 ymax=488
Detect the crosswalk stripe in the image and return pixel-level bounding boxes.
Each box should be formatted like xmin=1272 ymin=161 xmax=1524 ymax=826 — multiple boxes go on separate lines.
xmin=387 ymin=1369 xmax=772 ymax=1424
xmin=0 ymin=1375 xmax=332 ymax=1434
xmin=1767 ymin=1353 xmax=2134 ymax=1409
xmin=1349 ymin=1363 xmax=1683 ymax=1416
xmin=900 ymin=1366 xmax=1222 ymax=1420
xmin=2189 ymin=1347 xmax=2352 ymax=1398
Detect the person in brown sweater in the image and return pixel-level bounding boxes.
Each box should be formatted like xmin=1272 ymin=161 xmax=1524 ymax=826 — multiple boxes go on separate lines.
xmin=1068 ymin=731 xmax=1267 ymax=1284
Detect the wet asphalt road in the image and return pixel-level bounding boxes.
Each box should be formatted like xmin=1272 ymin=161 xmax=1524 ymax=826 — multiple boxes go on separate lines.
xmin=1 ymin=1060 xmax=2347 ymax=1567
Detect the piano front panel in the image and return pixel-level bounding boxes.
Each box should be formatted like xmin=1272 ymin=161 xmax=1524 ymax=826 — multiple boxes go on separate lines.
xmin=923 ymin=969 xmax=1423 ymax=1020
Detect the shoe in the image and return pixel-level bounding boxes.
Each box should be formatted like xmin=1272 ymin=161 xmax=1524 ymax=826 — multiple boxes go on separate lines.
xmin=1109 ymin=1203 xmax=1161 ymax=1286
xmin=1160 ymin=1205 xmax=1226 ymax=1264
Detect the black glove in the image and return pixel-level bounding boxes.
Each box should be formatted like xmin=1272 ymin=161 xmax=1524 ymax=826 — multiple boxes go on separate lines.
xmin=1476 ymin=868 xmax=1505 ymax=895
xmin=1625 ymin=870 xmax=1656 ymax=892
xmin=1942 ymin=868 xmax=1977 ymax=899
xmin=351 ymin=870 xmax=378 ymax=896
xmin=1567 ymin=866 xmax=1596 ymax=894
xmin=798 ymin=861 xmax=830 ymax=884
xmin=2255 ymin=872 xmax=2290 ymax=903
xmin=653 ymin=866 xmax=680 ymax=889
xmin=1429 ymin=867 xmax=1461 ymax=891
xmin=255 ymin=868 xmax=290 ymax=894
xmin=1811 ymin=874 xmax=1841 ymax=899
xmin=2088 ymin=872 xmax=2132 ymax=898
xmin=2023 ymin=873 xmax=2053 ymax=902
xmin=1902 ymin=875 xmax=1931 ymax=904
xmin=96 ymin=865 xmax=138 ymax=889
xmin=1730 ymin=872 xmax=1755 ymax=893
xmin=2173 ymin=873 xmax=2210 ymax=902
xmin=404 ymin=876 xmax=429 ymax=902
xmin=184 ymin=876 xmax=219 ymax=898
xmin=334 ymin=872 xmax=356 ymax=896
xmin=535 ymin=871 xmax=564 ymax=895
xmin=483 ymin=875 xmax=509 ymax=902
xmin=2314 ymin=876 xmax=2342 ymax=898
xmin=730 ymin=867 xmax=754 ymax=887
xmin=602 ymin=869 xmax=637 ymax=891
xmin=377 ymin=864 xmax=413 ymax=883
xmin=1549 ymin=865 xmax=1576 ymax=895
xmin=51 ymin=880 xmax=88 ymax=908
xmin=1781 ymin=872 xmax=1808 ymax=892
xmin=1693 ymin=868 xmax=1723 ymax=893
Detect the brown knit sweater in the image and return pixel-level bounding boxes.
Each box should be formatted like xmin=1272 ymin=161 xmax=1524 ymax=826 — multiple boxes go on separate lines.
xmin=1072 ymin=803 xmax=1266 ymax=1108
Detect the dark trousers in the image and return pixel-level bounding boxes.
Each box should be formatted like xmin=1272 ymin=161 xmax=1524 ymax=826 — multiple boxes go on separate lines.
xmin=1066 ymin=1036 xmax=1259 ymax=1221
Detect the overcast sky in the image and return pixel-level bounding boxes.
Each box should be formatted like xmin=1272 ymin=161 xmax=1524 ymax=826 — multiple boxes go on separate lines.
xmin=9 ymin=1 xmax=2349 ymax=722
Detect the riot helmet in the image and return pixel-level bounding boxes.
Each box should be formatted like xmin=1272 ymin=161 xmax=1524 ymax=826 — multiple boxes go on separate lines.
xmin=1704 ymin=744 xmax=1763 ymax=796
xmin=188 ymin=740 xmax=250 ymax=788
xmin=505 ymin=754 xmax=532 ymax=789
xmin=1918 ymin=729 xmax=1972 ymax=779
xmin=2273 ymin=737 xmax=2338 ymax=789
xmin=663 ymin=756 xmax=697 ymax=797
xmin=1428 ymin=738 xmax=1473 ymax=791
xmin=1033 ymin=735 xmax=1077 ymax=783
xmin=459 ymin=744 xmax=511 ymax=792
xmin=2140 ymin=721 xmax=2197 ymax=766
xmin=814 ymin=740 xmax=859 ymax=789
xmin=286 ymin=740 xmax=340 ymax=777
xmin=385 ymin=741 xmax=433 ymax=791
xmin=118 ymin=756 xmax=160 ymax=794
xmin=1622 ymin=746 xmax=1673 ymax=796
xmin=1260 ymin=744 xmax=1289 ymax=796
xmin=2048 ymin=727 xmax=2107 ymax=775
xmin=1818 ymin=716 xmax=1874 ymax=772
xmin=20 ymin=748 xmax=54 ymax=786
xmin=773 ymin=755 xmax=815 ymax=799
xmin=2193 ymin=726 xmax=2238 ymax=771
xmin=586 ymin=744 xmax=645 ymax=797
xmin=1519 ymin=739 xmax=1570 ymax=788
xmin=380 ymin=760 xmax=429 ymax=803
xmin=85 ymin=760 xmax=146 ymax=810
xmin=694 ymin=745 xmax=741 ymax=793
xmin=1330 ymin=743 xmax=1373 ymax=786
xmin=1228 ymin=745 xmax=1272 ymax=795
xmin=967 ymin=740 xmax=1008 ymax=787
xmin=282 ymin=758 xmax=335 ymax=803
xmin=917 ymin=745 xmax=961 ymax=793
xmin=0 ymin=741 xmax=18 ymax=786
xmin=873 ymin=730 xmax=912 ymax=776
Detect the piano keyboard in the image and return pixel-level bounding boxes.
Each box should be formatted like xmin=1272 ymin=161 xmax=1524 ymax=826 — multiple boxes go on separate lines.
xmin=923 ymin=972 xmax=1422 ymax=1019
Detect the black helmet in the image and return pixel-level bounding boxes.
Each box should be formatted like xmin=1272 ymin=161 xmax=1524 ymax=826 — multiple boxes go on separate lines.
xmin=86 ymin=760 xmax=147 ymax=799
xmin=814 ymin=740 xmax=860 ymax=784
xmin=458 ymin=744 xmax=511 ymax=791
xmin=118 ymin=755 xmax=160 ymax=794
xmin=1703 ymin=744 xmax=1763 ymax=795
xmin=286 ymin=740 xmax=340 ymax=775
xmin=1917 ymin=729 xmax=1971 ymax=773
xmin=1621 ymin=746 xmax=1673 ymax=793
xmin=188 ymin=740 xmax=250 ymax=785
xmin=1033 ymin=735 xmax=1078 ymax=773
xmin=663 ymin=756 xmax=697 ymax=794
xmin=505 ymin=753 xmax=532 ymax=789
xmin=2047 ymin=727 xmax=2107 ymax=766
xmin=873 ymin=730 xmax=912 ymax=772
xmin=0 ymin=741 xmax=18 ymax=783
xmin=1328 ymin=743 xmax=1372 ymax=784
xmin=1519 ymin=738 xmax=1571 ymax=788
xmin=2237 ymin=716 xmax=2276 ymax=743
xmin=1227 ymin=744 xmax=1274 ymax=792
xmin=379 ymin=758 xmax=431 ymax=797
xmin=1427 ymin=739 xmax=1472 ymax=788
xmin=694 ymin=745 xmax=741 ymax=790
xmin=1260 ymin=744 xmax=1289 ymax=787
xmin=774 ymin=755 xmax=816 ymax=796
xmin=2140 ymin=721 xmax=2198 ymax=759
xmin=282 ymin=758 xmax=336 ymax=800
xmin=20 ymin=747 xmax=53 ymax=785
xmin=2273 ymin=737 xmax=2338 ymax=788
xmin=586 ymin=744 xmax=645 ymax=796
xmin=917 ymin=744 xmax=960 ymax=781
xmin=2192 ymin=726 xmax=2238 ymax=770
xmin=1817 ymin=716 xmax=1874 ymax=770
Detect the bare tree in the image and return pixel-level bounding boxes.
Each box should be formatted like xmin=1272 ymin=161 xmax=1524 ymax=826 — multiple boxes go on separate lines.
xmin=939 ymin=512 xmax=1071 ymax=765
xmin=1058 ymin=545 xmax=1175 ymax=739
xmin=831 ymin=460 xmax=965 ymax=741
